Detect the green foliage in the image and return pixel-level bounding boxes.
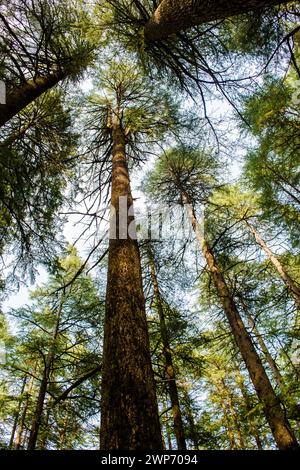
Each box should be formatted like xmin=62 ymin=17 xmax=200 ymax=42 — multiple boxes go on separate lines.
xmin=97 ymin=1 xmax=290 ymax=105
xmin=1 ymin=247 xmax=103 ymax=449
xmin=242 ymin=78 xmax=300 ymax=245
xmin=0 ymin=90 xmax=78 ymax=270
xmin=143 ymin=146 xmax=220 ymax=205
xmin=80 ymin=58 xmax=187 ymax=189
xmin=221 ymin=9 xmax=282 ymax=56
xmin=1 ymin=0 xmax=300 ymax=452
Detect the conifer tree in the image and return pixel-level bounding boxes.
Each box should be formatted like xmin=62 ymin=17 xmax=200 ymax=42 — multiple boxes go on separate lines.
xmin=2 ymin=247 xmax=103 ymax=450
xmin=81 ymin=60 xmax=181 ymax=449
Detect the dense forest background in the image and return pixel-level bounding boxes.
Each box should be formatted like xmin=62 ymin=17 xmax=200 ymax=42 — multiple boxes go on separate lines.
xmin=0 ymin=0 xmax=299 ymax=450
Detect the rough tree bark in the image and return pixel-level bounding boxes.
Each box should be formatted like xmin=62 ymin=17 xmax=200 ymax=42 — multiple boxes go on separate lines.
xmin=244 ymin=220 xmax=300 ymax=310
xmin=100 ymin=117 xmax=162 ymax=450
xmin=14 ymin=373 xmax=35 ymax=450
xmin=27 ymin=364 xmax=51 ymax=450
xmin=148 ymin=246 xmax=186 ymax=450
xmin=182 ymin=193 xmax=299 ymax=450
xmin=144 ymin=0 xmax=287 ymax=42
xmin=14 ymin=398 xmax=29 ymax=450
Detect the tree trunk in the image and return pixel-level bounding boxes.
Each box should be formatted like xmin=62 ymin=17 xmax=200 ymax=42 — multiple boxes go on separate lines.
xmin=27 ymin=301 xmax=63 ymax=450
xmin=183 ymin=195 xmax=299 ymax=450
xmin=0 ymin=72 xmax=66 ymax=128
xmin=9 ymin=376 xmax=27 ymax=449
xmin=15 ymin=373 xmax=35 ymax=450
xmin=245 ymin=220 xmax=300 ymax=310
xmin=183 ymin=391 xmax=199 ymax=450
xmin=9 ymin=413 xmax=19 ymax=450
xmin=148 ymin=246 xmax=186 ymax=450
xmin=27 ymin=363 xmax=51 ymax=449
xmin=246 ymin=309 xmax=284 ymax=389
xmin=39 ymin=403 xmax=51 ymax=450
xmin=162 ymin=403 xmax=173 ymax=450
xmin=144 ymin=0 xmax=286 ymax=42
xmin=100 ymin=118 xmax=162 ymax=450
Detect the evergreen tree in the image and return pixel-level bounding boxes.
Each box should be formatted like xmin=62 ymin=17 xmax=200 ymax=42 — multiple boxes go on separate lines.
xmin=144 ymin=146 xmax=299 ymax=449
xmin=1 ymin=247 xmax=103 ymax=450
xmin=80 ymin=60 xmax=181 ymax=449
xmin=0 ymin=0 xmax=99 ymax=127
xmin=0 ymin=90 xmax=77 ymax=273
